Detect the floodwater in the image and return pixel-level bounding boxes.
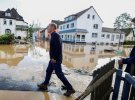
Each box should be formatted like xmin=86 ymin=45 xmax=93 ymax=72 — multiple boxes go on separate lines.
xmin=0 ymin=41 xmax=127 ymax=100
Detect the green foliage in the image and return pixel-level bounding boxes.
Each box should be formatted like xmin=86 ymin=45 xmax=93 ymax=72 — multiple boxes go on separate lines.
xmin=123 ymin=41 xmax=135 ymax=45
xmin=114 ymin=13 xmax=132 ymax=29
xmin=28 ymin=24 xmax=34 ymax=38
xmin=0 ymin=33 xmax=15 ymax=44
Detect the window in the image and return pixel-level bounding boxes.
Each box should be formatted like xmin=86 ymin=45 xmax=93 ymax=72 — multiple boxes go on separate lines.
xmin=61 ymin=35 xmax=63 ymax=38
xmin=116 ymin=35 xmax=119 ymax=39
xmin=92 ymin=15 xmax=95 ymax=20
xmin=65 ymin=18 xmax=68 ymax=22
xmin=82 ymin=35 xmax=85 ymax=39
xmin=9 ymin=20 xmax=12 ymax=25
xmin=67 ymin=24 xmax=69 ymax=28
xmin=63 ymin=25 xmax=65 ymax=30
xmin=111 ymin=35 xmax=115 ymax=41
xmin=5 ymin=29 xmax=11 ymax=34
xmin=71 ymin=23 xmax=74 ymax=28
xmin=3 ymin=19 xmax=6 ymax=25
xmin=60 ymin=26 xmax=62 ymax=30
xmin=106 ymin=34 xmax=110 ymax=38
xmin=120 ymin=35 xmax=123 ymax=39
xmin=93 ymin=24 xmax=98 ymax=29
xmin=101 ymin=34 xmax=105 ymax=38
xmin=5 ymin=13 xmax=11 ymax=16
xmin=92 ymin=33 xmax=98 ymax=38
xmin=87 ymin=14 xmax=90 ymax=19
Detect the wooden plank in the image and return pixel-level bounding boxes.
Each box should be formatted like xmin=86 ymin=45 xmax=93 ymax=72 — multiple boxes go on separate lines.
xmin=75 ymin=68 xmax=116 ymax=100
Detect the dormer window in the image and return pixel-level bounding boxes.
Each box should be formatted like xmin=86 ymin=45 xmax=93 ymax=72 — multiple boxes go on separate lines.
xmin=5 ymin=13 xmax=11 ymax=17
xmin=65 ymin=18 xmax=68 ymax=22
xmin=64 ymin=16 xmax=75 ymax=22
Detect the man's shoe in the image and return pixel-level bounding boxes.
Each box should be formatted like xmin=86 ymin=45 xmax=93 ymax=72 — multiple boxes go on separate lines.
xmin=37 ymin=83 xmax=48 ymax=90
xmin=64 ymin=89 xmax=75 ymax=96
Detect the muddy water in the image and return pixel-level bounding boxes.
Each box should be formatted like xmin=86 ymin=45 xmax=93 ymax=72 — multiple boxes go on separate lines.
xmin=0 ymin=91 xmax=74 ymax=100
xmin=0 ymin=41 xmax=124 ymax=100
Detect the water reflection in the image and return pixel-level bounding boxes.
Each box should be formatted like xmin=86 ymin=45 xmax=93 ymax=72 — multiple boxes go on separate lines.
xmin=0 ymin=41 xmax=120 ymax=81
xmin=0 ymin=45 xmax=28 ymax=67
xmin=0 ymin=41 xmax=126 ymax=100
xmin=0 ymin=39 xmax=125 ymax=69
xmin=62 ymin=43 xmax=98 ymax=69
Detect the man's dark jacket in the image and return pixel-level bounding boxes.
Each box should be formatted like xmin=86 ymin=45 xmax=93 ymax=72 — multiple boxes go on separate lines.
xmin=123 ymin=46 xmax=135 ymax=75
xmin=49 ymin=32 xmax=62 ymax=63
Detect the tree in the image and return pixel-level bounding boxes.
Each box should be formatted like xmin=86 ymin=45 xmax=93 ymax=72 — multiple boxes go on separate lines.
xmin=114 ymin=13 xmax=132 ymax=29
xmin=28 ymin=24 xmax=34 ymax=38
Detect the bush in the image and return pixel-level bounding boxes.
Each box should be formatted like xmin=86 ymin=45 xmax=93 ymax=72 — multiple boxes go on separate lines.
xmin=0 ymin=33 xmax=15 ymax=44
xmin=123 ymin=41 xmax=135 ymax=45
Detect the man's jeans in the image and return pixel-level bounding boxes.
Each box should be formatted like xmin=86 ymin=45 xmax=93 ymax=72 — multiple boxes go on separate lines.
xmin=44 ymin=61 xmax=73 ymax=90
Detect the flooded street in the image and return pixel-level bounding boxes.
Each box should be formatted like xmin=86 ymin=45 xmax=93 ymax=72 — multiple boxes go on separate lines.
xmin=0 ymin=41 xmax=127 ymax=100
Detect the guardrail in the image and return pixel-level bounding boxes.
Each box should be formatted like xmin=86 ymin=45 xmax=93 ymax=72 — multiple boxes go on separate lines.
xmin=75 ymin=60 xmax=135 ymax=100
xmin=75 ymin=60 xmax=115 ymax=100
xmin=112 ymin=64 xmax=135 ymax=100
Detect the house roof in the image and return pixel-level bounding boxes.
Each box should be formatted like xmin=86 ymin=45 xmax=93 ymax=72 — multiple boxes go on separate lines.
xmin=59 ymin=29 xmax=88 ymax=34
xmin=60 ymin=6 xmax=103 ymax=24
xmin=102 ymin=27 xmax=126 ymax=34
xmin=51 ymin=20 xmax=64 ymax=26
xmin=0 ymin=8 xmax=24 ymax=21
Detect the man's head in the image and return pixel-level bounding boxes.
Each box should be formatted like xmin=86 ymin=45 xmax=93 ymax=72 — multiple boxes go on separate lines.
xmin=47 ymin=23 xmax=57 ymax=34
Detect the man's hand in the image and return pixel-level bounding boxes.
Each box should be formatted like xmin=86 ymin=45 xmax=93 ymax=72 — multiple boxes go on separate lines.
xmin=118 ymin=59 xmax=123 ymax=65
xmin=51 ymin=58 xmax=56 ymax=64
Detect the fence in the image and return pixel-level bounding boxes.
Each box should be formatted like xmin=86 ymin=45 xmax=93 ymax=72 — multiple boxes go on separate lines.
xmin=75 ymin=60 xmax=116 ymax=100
xmin=75 ymin=60 xmax=135 ymax=100
xmin=112 ymin=64 xmax=135 ymax=100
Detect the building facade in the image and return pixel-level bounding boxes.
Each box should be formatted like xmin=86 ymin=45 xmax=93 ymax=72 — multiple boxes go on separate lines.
xmin=0 ymin=8 xmax=28 ymax=38
xmin=126 ymin=31 xmax=135 ymax=41
xmin=55 ymin=6 xmax=125 ymax=45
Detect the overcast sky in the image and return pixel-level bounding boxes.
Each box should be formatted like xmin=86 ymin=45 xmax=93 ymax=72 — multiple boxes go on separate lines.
xmin=0 ymin=0 xmax=135 ymax=27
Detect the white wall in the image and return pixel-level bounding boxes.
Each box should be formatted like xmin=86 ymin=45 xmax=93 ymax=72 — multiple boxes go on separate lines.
xmin=0 ymin=18 xmax=28 ymax=38
xmin=0 ymin=18 xmax=16 ymax=35
xmin=77 ymin=7 xmax=103 ymax=43
xmin=126 ymin=32 xmax=135 ymax=41
xmin=99 ymin=32 xmax=125 ymax=44
xmin=16 ymin=30 xmax=27 ymax=38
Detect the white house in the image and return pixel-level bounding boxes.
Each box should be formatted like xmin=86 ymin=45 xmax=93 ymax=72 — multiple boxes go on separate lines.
xmin=125 ymin=29 xmax=135 ymax=41
xmin=0 ymin=8 xmax=28 ymax=38
xmin=100 ymin=27 xmax=125 ymax=45
xmin=55 ymin=6 xmax=126 ymax=45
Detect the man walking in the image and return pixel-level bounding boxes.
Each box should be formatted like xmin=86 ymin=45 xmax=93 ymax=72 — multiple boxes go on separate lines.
xmin=38 ymin=23 xmax=75 ymax=96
